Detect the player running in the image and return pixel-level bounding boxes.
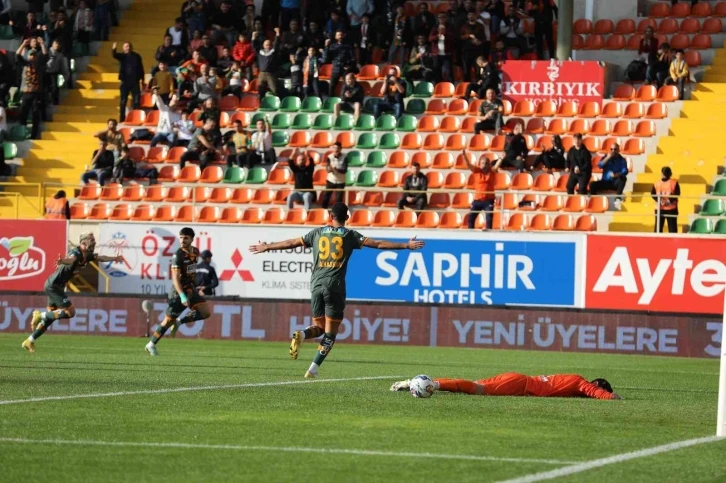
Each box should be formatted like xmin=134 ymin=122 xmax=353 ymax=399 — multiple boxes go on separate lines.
xmin=249 ymin=202 xmax=425 ymax=379
xmin=145 ymin=227 xmax=211 ymax=356
xmin=390 ymin=372 xmax=623 ymax=400
xmin=22 ymin=232 xmax=122 ymax=353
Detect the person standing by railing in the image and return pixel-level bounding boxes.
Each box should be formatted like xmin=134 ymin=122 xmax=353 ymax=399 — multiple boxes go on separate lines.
xmin=652 ymin=166 xmax=680 ymax=233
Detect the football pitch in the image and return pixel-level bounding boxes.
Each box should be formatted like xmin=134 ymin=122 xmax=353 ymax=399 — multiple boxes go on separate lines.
xmin=1 ymin=334 xmax=724 ymax=483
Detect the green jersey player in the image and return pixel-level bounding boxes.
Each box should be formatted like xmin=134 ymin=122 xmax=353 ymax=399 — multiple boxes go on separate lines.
xmin=22 ymin=232 xmax=122 ymax=353
xmin=249 ymin=202 xmax=425 ymax=378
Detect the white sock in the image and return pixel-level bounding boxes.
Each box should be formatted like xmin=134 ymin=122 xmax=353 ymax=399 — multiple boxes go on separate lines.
xmin=28 ymin=335 xmax=35 ymax=342
xmin=307 ymin=362 xmax=319 ymax=374
xmin=40 ymin=311 xmax=48 ymax=319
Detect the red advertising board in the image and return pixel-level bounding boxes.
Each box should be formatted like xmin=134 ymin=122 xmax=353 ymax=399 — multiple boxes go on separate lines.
xmin=0 ymin=294 xmax=720 ymax=358
xmin=585 ymin=235 xmax=726 ymax=315
xmin=0 ymin=220 xmax=68 ymax=292
xmin=500 ymin=60 xmax=605 ymax=107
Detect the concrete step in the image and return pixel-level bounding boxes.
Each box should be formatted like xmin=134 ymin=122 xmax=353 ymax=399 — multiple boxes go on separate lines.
xmin=75 ymin=80 xmax=121 ymax=90
xmin=54 ymin=104 xmax=118 ymax=116
xmin=52 ymin=113 xmax=119 ymax=122
xmin=77 ymin=72 xmax=120 ymax=82
xmin=65 ymin=89 xmax=121 ymax=100
xmin=44 ymin=121 xmax=108 ymax=133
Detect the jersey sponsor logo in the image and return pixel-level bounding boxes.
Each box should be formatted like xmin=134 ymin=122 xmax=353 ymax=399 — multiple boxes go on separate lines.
xmin=0 ymin=236 xmax=46 ymax=281
xmin=585 ymin=235 xmax=726 ymax=314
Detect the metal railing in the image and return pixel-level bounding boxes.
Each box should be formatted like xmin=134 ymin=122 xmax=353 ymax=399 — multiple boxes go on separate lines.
xmin=0 ymin=182 xmax=43 ymax=218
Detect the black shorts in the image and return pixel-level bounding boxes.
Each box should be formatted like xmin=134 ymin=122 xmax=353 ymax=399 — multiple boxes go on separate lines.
xmin=45 ymin=283 xmax=71 ymax=309
xmin=166 ymin=290 xmax=207 ymax=318
xmin=310 ymin=283 xmax=346 ymax=321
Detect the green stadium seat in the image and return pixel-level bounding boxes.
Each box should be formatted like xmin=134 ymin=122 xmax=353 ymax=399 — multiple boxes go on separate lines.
xmin=7 ymin=125 xmax=30 ymax=141
xmin=250 ymin=112 xmax=267 ymax=125
xmin=3 ymin=142 xmax=18 ymax=160
xmin=701 ymin=198 xmax=724 ymax=216
xmin=715 ymin=219 xmax=726 ymax=234
xmin=366 ymin=151 xmax=387 ymax=168
xmin=405 ymin=99 xmax=426 ymax=115
xmin=713 ymin=178 xmax=726 ymax=196
xmin=363 ymin=98 xmax=380 ymax=114
xmin=291 ymin=113 xmax=312 ymax=129
xmin=345 ymin=170 xmax=357 ymax=186
xmin=376 ymin=114 xmax=397 ymax=131
xmin=223 ymin=166 xmax=246 ymax=184
xmin=0 ymin=25 xmax=14 ymax=40
xmin=272 ymin=131 xmax=290 ymax=147
xmin=322 ymin=97 xmax=341 ymax=113
xmin=301 ymin=96 xmax=322 ymax=113
xmin=346 ymin=150 xmax=365 ymax=167
xmin=271 ymin=113 xmax=291 ymax=129
xmin=246 ymin=166 xmax=268 ymax=184
xmin=355 ymin=114 xmax=376 ymax=131
xmin=280 ymin=96 xmax=301 ymax=112
xmin=402 ymin=80 xmax=413 ymax=97
xmin=313 ymin=114 xmax=333 ymax=130
xmin=259 ymin=96 xmax=281 ymax=112
xmin=355 ymin=170 xmax=378 ymax=187
xmin=334 ymin=113 xmax=355 ymax=130
xmin=397 ymin=114 xmax=417 ymax=132
xmin=356 ymin=133 xmax=378 ymax=149
xmin=690 ymin=218 xmax=713 ymax=234
xmin=378 ymin=133 xmax=401 ymax=149
xmin=412 ymin=81 xmax=434 ymax=98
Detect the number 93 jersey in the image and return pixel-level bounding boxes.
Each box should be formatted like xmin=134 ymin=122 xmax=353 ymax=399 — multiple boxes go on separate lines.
xmin=301 ymin=226 xmax=367 ymax=291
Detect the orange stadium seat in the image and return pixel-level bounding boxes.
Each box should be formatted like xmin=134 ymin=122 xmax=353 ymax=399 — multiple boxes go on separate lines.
xmin=657 ymin=85 xmax=680 ymax=102
xmin=589 ymin=119 xmax=611 ymax=136
xmin=424 ymin=133 xmax=445 ymax=150
xmin=605 ymin=34 xmax=626 ymax=50
xmin=596 ymin=137 xmax=618 ymax=154
xmin=460 ymin=118 xmax=477 ymax=133
xmin=218 ymin=207 xmax=242 ymax=223
xmin=613 ymin=84 xmax=635 ymax=101
xmin=614 ymin=19 xmax=636 ymax=34
xmin=533 ymin=135 xmax=553 ymax=153
xmin=416 ymin=211 xmax=440 ymax=229
xmin=100 ymin=183 xmax=124 ymax=201
xmin=529 ymin=213 xmax=552 ymax=231
xmin=649 ymin=3 xmax=670 ymax=17
xmin=599 ymin=102 xmax=623 ymax=118
xmin=349 ymin=209 xmax=373 ymax=227
xmin=525 ymin=118 xmax=545 ymax=134
xmin=468 ymin=134 xmax=490 ymax=151
xmin=495 ymin=171 xmax=512 ymax=190
xmin=444 ymin=171 xmax=466 ymax=189
xmin=178 ymin=165 xmax=201 ymax=183
xmin=433 ymin=152 xmax=454 ymax=169
xmin=533 ymin=173 xmax=555 ymax=191
xmin=578 ymin=101 xmax=601 ymax=118
xmin=439 ymin=212 xmax=462 ymax=229
xmin=502 ymin=118 xmax=524 ymax=133
xmin=372 ymin=210 xmax=396 ymax=227
xmin=553 ymin=214 xmax=575 ymax=231
xmin=511 ymin=173 xmax=533 ymax=190
xmin=428 ymin=193 xmax=450 ymax=209
xmin=573 ymin=19 xmax=592 ymax=34
xmin=576 ymin=214 xmax=598 ymax=232
xmin=626 ymin=34 xmax=643 ymax=50
xmin=593 ymin=19 xmax=614 ymax=34
xmin=395 ymin=211 xmax=417 ymax=228
xmin=646 ymin=103 xmax=668 ymax=119
xmin=468 ymin=99 xmax=483 ymax=115
xmin=635 ymin=85 xmax=657 ymax=101
xmin=143 ymin=185 xmax=167 ymax=202
xmin=446 ymin=99 xmax=468 ymax=115
xmin=143 ymin=109 xmax=159 ymax=127
xmin=567 ymin=119 xmax=589 ymax=135
xmin=381 ymin=192 xmax=399 ymax=207
xmin=658 ymin=18 xmax=679 ymax=34
xmin=585 ymin=196 xmax=609 ymax=214
xmin=583 ymin=34 xmax=605 ymax=50
xmin=565 ymin=195 xmax=589 ymax=213
xmin=505 ymin=213 xmax=528 ymax=231
xmin=556 ymin=101 xmax=578 ymax=117
xmin=411 ymin=151 xmax=431 ymax=168
xmin=623 ymin=102 xmax=646 ymax=119
xmin=238 ymin=96 xmax=260 ymax=111
xmin=124 ymin=109 xmax=145 ymax=126
xmin=425 ymin=99 xmax=446 ymax=114
xmin=190 ymin=186 xmax=210 ymax=203
xmin=121 ymin=185 xmax=144 ymax=202
xmin=230 ymin=111 xmax=249 ymax=127
xmin=685 ymin=50 xmax=702 ymax=67
xmin=318 ymin=64 xmax=332 ymax=80
xmin=434 ymin=82 xmax=455 ymax=98
xmin=451 ymin=192 xmax=473 ymax=209
xmin=417 ymin=115 xmax=439 ymax=132
xmin=311 ymin=132 xmax=334 ymax=148
xmin=670 ymin=1 xmax=690 ymax=17
xmin=388 ymin=151 xmax=410 ymax=168
xmin=572 ymin=34 xmax=585 ymax=50
xmin=145 ymin=146 xmax=167 ymax=164
xmin=622 ymin=138 xmax=644 ymax=155
xmin=210 ymin=187 xmax=232 ymax=203
xmin=108 ymin=204 xmax=132 ymax=221
xmin=118 ymin=128 xmax=132 ymax=144
xmin=88 ymin=203 xmax=111 ymax=220
xmin=130 ymin=204 xmax=154 ymax=221
xmin=540 ymin=194 xmax=564 ymax=211
xmin=289 ymin=131 xmax=311 ymax=147
xmin=489 ymin=135 xmax=507 ymax=152
xmin=379 ymin=64 xmax=401 ymax=78
xmin=426 ymin=171 xmax=444 ymax=189
xmin=634 ymin=120 xmax=656 ymax=137
xmin=240 ymin=207 xmax=263 ymax=224
xmin=679 ymin=18 xmax=700 ymax=34
xmin=701 ymin=18 xmax=723 ymax=34
xmin=554 ymin=174 xmax=570 ymax=192
xmin=637 ymin=18 xmax=657 ymax=33
xmin=462 ymin=213 xmax=485 ymax=230
xmin=166 ymin=146 xmax=187 ymax=164
xmin=230 ymin=187 xmax=253 ymax=204
xmin=262 ymin=207 xmax=286 ymax=224
xmin=78 ymin=184 xmax=102 ymax=200
xmin=692 ymin=2 xmax=713 ymax=17
xmin=151 ymin=205 xmax=174 ymax=222
xmin=362 ymin=191 xmax=383 ymax=206
xmin=251 ymin=188 xmax=274 ymax=204
xmin=669 ymin=34 xmax=690 ymax=50
xmin=402 ymin=133 xmax=423 ymax=150
xmin=336 ymin=132 xmax=355 ymax=149
xmin=198 ymin=206 xmax=220 ymax=223
xmin=513 ymin=100 xmax=535 ymax=117
xmin=438 ymin=116 xmax=461 ymax=132
xmin=545 ymin=119 xmax=567 ymax=135
xmin=357 ymin=64 xmax=380 ymax=80
xmin=200 ymin=166 xmax=223 ymax=183
xmin=283 ymin=208 xmax=307 ymax=224
xmin=611 ymin=120 xmax=633 ymax=136
xmin=247 ymin=79 xmax=258 ymax=95
xmin=267 ymin=167 xmax=291 ymax=185
xmin=219 ymin=96 xmax=239 ymax=111
xmin=502 ymin=99 xmax=513 ymax=116
xmin=377 ymin=170 xmax=400 ymax=187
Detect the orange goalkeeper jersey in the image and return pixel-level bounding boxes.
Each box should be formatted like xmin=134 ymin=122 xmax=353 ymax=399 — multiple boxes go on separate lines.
xmin=522 ymin=374 xmax=615 ymax=400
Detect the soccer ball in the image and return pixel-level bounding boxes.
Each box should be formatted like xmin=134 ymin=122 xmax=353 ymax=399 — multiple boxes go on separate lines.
xmin=410 ymin=375 xmax=435 ymax=398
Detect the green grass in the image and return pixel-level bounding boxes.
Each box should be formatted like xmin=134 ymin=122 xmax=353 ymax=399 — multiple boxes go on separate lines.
xmin=0 ymin=334 xmax=724 ymax=483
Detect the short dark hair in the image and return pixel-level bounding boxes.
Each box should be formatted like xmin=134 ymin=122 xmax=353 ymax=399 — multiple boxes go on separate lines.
xmin=675 ymin=48 xmax=684 ymax=54
xmin=54 ymin=190 xmax=67 ymax=199
xmin=412 ymin=161 xmax=421 ymax=168
xmin=180 ymin=227 xmax=195 ymax=238
xmin=333 ymin=142 xmax=342 ymax=148
xmin=107 ymin=118 xmax=118 ymax=124
xmin=573 ymin=133 xmax=583 ymax=140
xmin=234 ymin=119 xmax=243 ymax=126
xmin=330 ymin=202 xmax=349 ymax=223
xmin=591 ymin=378 xmax=613 ymax=393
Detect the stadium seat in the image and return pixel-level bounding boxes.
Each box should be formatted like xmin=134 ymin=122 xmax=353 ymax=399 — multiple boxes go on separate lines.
xmin=355 ymin=114 xmax=376 ymax=131
xmin=573 ymin=19 xmax=593 ymax=34
xmin=670 ymin=33 xmax=690 ymax=50
xmin=545 ymin=119 xmax=567 ymax=135
xmin=513 ymin=100 xmax=535 ymax=117
xmin=534 ymin=100 xmax=557 ymax=117
xmin=552 ymin=214 xmax=575 ymax=231
xmin=283 ymin=208 xmax=307 ymax=224
xmin=88 ymin=203 xmax=111 ymax=220
xmin=658 ymin=18 xmax=679 ymax=35
xmin=622 ymin=138 xmax=644 ymax=155
xmin=533 ymin=173 xmax=555 ymax=191
xmin=121 ymin=185 xmax=144 ymax=202
xmin=701 ymin=18 xmax=723 ymax=34
xmin=366 ymin=151 xmax=388 ymax=168
xmin=376 ymin=114 xmax=398 ymax=131
xmin=312 ymin=169 xmax=327 ymax=186
xmin=200 ymin=166 xmax=223 ymax=183
xmin=575 ymin=214 xmax=597 ymax=232
xmin=130 ymin=204 xmax=154 ymax=222
xmin=623 ymin=102 xmax=646 ymax=119
xmin=443 ymin=171 xmax=466 ymax=189
xmin=589 ymin=119 xmax=611 ymax=136
xmin=525 ymin=118 xmax=545 ymax=134
xmin=197 ymin=206 xmax=220 ymax=223
xmin=151 ymin=205 xmax=174 ymax=222
xmin=446 ymin=99 xmax=468 ymax=115
xmin=238 ymin=96 xmax=260 ymax=111
xmin=598 ymin=102 xmax=622 ymax=119
xmin=78 ymin=184 xmax=102 ymax=201
xmin=267 ymin=167 xmax=292 ymax=184
xmin=189 ymin=186 xmax=210 ymax=203
xmin=625 ymin=34 xmax=643 ymax=50
xmin=611 ymin=120 xmax=633 ymax=136
xmin=578 ymin=101 xmax=601 ymax=118
xmin=372 ymin=210 xmax=396 ymax=227
xmin=375 ymin=170 xmax=398 ymax=188
xmin=645 ymin=103 xmax=667 ymax=119
xmin=223 ymin=166 xmax=246 ymax=184
xmin=605 ymin=34 xmax=626 ymax=50
xmin=684 ymin=50 xmax=702 ymax=68
xmin=690 ymin=217 xmax=713 ymax=234
xmin=359 ymin=191 xmax=382 ymax=207
xmin=691 ymin=33 xmax=712 ymax=49
xmin=411 ymin=151 xmax=431 ymax=168
xmin=567 ymin=119 xmax=589 ymax=135
xmin=100 ymin=183 xmax=124 ymax=201
xmin=434 ymin=82 xmax=455 ymax=98
xmin=701 ymin=198 xmax=725 ymax=216
xmin=177 ymin=165 xmax=200 ymax=183
xmin=593 ymin=19 xmax=614 ymax=34
xmin=504 ymin=213 xmax=527 ymax=231
xmin=717 ymin=220 xmax=726 ymax=235
xmin=415 ymin=211 xmax=440 ymax=229
xmin=388 ymin=151 xmax=410 ymax=168
xmin=427 ymin=193 xmax=450 ymax=209
xmin=334 ymin=113 xmax=354 ymax=130
xmin=311 ymin=132 xmax=334 ymax=148
xmin=291 ymin=113 xmax=312 ymax=130
xmin=572 ymin=34 xmax=585 ymax=50
xmin=489 ymin=135 xmax=507 ymax=152
xmin=108 ymin=204 xmax=132 ymax=221
xmin=426 ymin=171 xmax=444 ymax=189
xmin=634 ymin=120 xmax=656 ymax=137
xmin=321 ymin=96 xmax=340 ymax=113
xmin=262 ymin=207 xmax=286 ymax=224
xmin=219 ymin=96 xmax=239 ymax=111
xmin=143 ymin=109 xmax=159 ymax=127
xmin=218 ymin=207 xmax=241 ymax=223
xmin=539 ymin=194 xmax=564 ymax=212
xmin=690 ymin=1 xmax=712 ymax=17
xmin=259 ymin=95 xmax=281 ymax=112
xmin=564 ymin=195 xmax=587 ymax=213
xmin=467 ymin=134 xmax=489 ymax=151
xmin=357 ymin=64 xmax=379 ymax=80
xmin=349 ymin=209 xmax=373 ymax=227
xmin=405 ymin=99 xmax=426 ymax=115
xmin=425 ymin=99 xmax=446 ymax=115
xmin=336 ymin=132 xmax=356 ymax=148
xmin=241 ymin=207 xmax=264 ymax=224
xmin=356 ymin=133 xmax=378 ymax=149
xmin=394 ymin=210 xmax=417 ymax=228
xmin=532 ymin=135 xmax=553 ymax=153
xmin=614 ymin=18 xmax=636 ymax=34
xmin=460 ymin=118 xmax=477 ymax=133
xmin=301 ymin=96 xmax=322 ymax=113
xmin=657 ymin=85 xmax=680 ymax=102
xmin=142 ymin=185 xmax=166 ymax=202
xmin=649 ymin=3 xmax=670 ymax=17
xmin=417 ymin=116 xmax=439 ymax=132
xmin=679 ymin=18 xmax=701 ymax=34
xmin=444 ymin=134 xmax=466 ymax=151
xmin=671 ymin=1 xmax=690 ymax=17
xmin=583 ymin=34 xmax=605 ymax=50
xmin=462 ymin=212 xmax=486 ymax=230
xmin=511 ymin=173 xmax=533 ymax=190
xmin=379 ymin=133 xmax=401 ymax=149
xmin=554 ymin=174 xmax=570 ymax=192
xmin=468 ymin=99 xmax=483 ymax=115
xmin=144 ymin=146 xmax=166 ymax=164
xmin=209 ymin=187 xmax=232 ymax=204
xmin=431 ymin=152 xmax=453 ymax=170
xmin=379 ymin=64 xmax=401 ymax=78
xmin=556 ymin=101 xmax=578 ymax=117
xmin=124 ymin=109 xmax=145 ymax=126
xmin=613 ymin=85 xmax=636 ymax=102
xmin=528 ymin=213 xmax=552 ymax=231
xmin=585 ymin=196 xmax=609 ymax=214
xmin=397 ymin=114 xmax=418 ymax=132
xmin=635 ymin=85 xmax=657 ymax=101
xmin=439 ymin=212 xmax=462 ymax=229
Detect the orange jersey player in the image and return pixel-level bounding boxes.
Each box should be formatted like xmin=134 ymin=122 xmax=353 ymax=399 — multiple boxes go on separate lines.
xmin=391 ymin=372 xmax=622 ymax=400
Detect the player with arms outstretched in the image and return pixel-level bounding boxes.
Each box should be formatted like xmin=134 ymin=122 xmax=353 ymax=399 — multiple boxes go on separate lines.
xmin=145 ymin=227 xmax=211 ymax=355
xmin=250 ymin=202 xmax=425 ymax=378
xmin=391 ymin=372 xmax=622 ymax=400
xmin=23 ymin=232 xmax=122 ymax=352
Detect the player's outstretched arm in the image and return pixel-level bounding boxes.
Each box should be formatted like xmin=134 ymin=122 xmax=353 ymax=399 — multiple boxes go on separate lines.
xmin=97 ymin=255 xmax=123 ymax=263
xmin=249 ymin=238 xmax=305 ymax=253
xmin=363 ymin=236 xmax=425 ymax=250
xmin=54 ymin=254 xmax=77 ymax=267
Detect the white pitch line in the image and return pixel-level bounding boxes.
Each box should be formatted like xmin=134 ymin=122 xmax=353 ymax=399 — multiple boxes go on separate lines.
xmin=0 ymin=437 xmax=578 ymax=465
xmin=0 ymin=375 xmax=398 ymax=406
xmin=497 ymin=435 xmax=725 ymax=483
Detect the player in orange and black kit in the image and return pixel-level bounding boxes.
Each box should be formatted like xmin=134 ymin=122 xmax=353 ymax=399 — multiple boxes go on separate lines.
xmin=145 ymin=227 xmax=211 ymax=356
xmin=391 ymin=373 xmax=622 ymax=400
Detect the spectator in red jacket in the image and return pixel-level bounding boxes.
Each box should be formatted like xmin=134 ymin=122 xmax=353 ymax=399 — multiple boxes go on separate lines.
xmin=429 ymin=20 xmax=454 ymax=82
xmin=232 ymin=32 xmax=255 ymax=80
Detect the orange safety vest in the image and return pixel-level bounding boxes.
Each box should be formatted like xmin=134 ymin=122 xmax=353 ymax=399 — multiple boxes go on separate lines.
xmin=654 ymin=178 xmax=678 ymax=211
xmin=45 ymin=198 xmax=67 ymax=219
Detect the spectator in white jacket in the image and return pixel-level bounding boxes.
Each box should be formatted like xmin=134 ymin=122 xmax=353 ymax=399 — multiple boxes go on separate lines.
xmin=74 ymin=0 xmax=94 ymax=48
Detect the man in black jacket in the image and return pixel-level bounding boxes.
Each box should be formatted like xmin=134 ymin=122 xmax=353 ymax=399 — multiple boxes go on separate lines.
xmin=495 ymin=122 xmax=527 ymax=172
xmin=464 ymin=56 xmax=498 ymax=100
xmin=398 ymin=162 xmax=428 ymax=211
xmin=287 ymin=148 xmax=316 ymax=210
xmin=112 ymin=42 xmax=144 ymax=121
xmin=566 ymin=133 xmax=592 ymax=195
xmin=529 ymin=0 xmax=558 ymax=60
xmin=323 ymin=29 xmax=354 ymax=96
xmin=334 ymin=73 xmax=364 ymax=120
xmin=195 ymin=250 xmax=219 ymax=297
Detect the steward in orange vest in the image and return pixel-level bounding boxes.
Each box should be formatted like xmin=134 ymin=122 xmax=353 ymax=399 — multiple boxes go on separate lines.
xmin=45 ymin=190 xmax=70 ymax=220
xmin=651 ymin=166 xmax=680 ymax=233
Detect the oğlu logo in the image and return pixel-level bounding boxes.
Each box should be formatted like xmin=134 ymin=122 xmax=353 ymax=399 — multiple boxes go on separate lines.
xmin=0 ymin=236 xmax=46 ymax=280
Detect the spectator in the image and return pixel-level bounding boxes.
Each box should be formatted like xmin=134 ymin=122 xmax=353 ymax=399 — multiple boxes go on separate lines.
xmin=287 ymin=148 xmax=316 ymax=210
xmin=325 ymin=9 xmax=346 ymax=40
xmin=388 ymin=4 xmax=409 ymax=66
xmin=374 ymin=67 xmax=405 ymax=119
xmin=217 ymin=47 xmax=234 ymax=71
xmin=647 ymin=43 xmax=672 ymax=87
xmin=465 ymin=57 xmax=498 ymax=100
xmin=0 ymin=50 xmax=13 ymax=106
xmin=320 ymin=142 xmax=347 ymax=209
xmin=533 ymin=134 xmax=565 ymax=172
xmin=180 ymin=118 xmax=220 ymax=171
xmin=473 ymin=88 xmax=503 ymax=134
xmin=405 ymin=35 xmax=434 ymax=82
xmin=149 ymin=61 xmax=174 ymax=104
xmin=189 ymin=29 xmax=204 ymax=52
xmin=334 ymin=72 xmax=364 ymax=120
xmin=166 ymin=18 xmax=189 ymax=52
xmin=305 ymin=20 xmax=325 ymax=50
xmin=590 ymin=143 xmax=628 ymax=206
xmin=222 ymin=61 xmax=245 ymax=98
xmin=354 ymin=13 xmax=375 ymax=65
xmin=14 ymin=11 xmax=40 ymax=40
xmin=112 ymin=41 xmax=144 ymax=122
xmin=250 ymin=18 xmax=266 ymax=51
xmin=347 ymin=0 xmax=374 ymax=47
xmin=176 ymin=68 xmax=197 ymax=104
xmin=262 ymin=0 xmax=281 ymax=33
xmin=224 ymin=119 xmax=250 ymax=168
xmin=198 ymin=34 xmax=218 ymax=68
xmin=429 ymin=18 xmax=454 ymax=82
xmin=93 ymin=118 xmax=126 ymax=152
xmin=323 ymin=29 xmax=355 ymax=97
xmin=198 ymin=97 xmax=221 ymax=133
xmin=475 ymin=0 xmax=493 ymax=44
xmin=289 ymin=52 xmax=304 ymax=98
xmin=47 ymin=11 xmax=73 ymax=63
xmin=281 ymin=18 xmax=305 ymax=58
xmin=652 ymin=166 xmax=680 ymax=233
xmin=241 ymin=4 xmax=256 ymax=34
xmin=45 ymin=190 xmax=70 ymax=220
xmin=45 ymin=39 xmax=70 ymax=106
xmin=256 ymin=28 xmax=281 ymax=97
xmin=666 ymin=49 xmax=689 ymax=100
xmin=413 ymin=2 xmax=437 ymax=37
xmin=489 ymin=38 xmax=514 ymax=68
xmin=81 ymin=141 xmax=115 ymax=185
xmin=191 ymin=63 xmax=222 ymax=109
xmin=195 ymin=250 xmax=219 ymax=296
xmin=302 ymin=47 xmax=322 ymax=99
xmin=179 ymin=49 xmax=208 ymax=78
xmin=0 ymin=101 xmax=6 ymax=142
xmin=460 ymin=10 xmax=486 ymax=81
xmin=398 ymin=162 xmax=428 ymax=211
xmin=249 ymin=117 xmax=276 ymax=166
xmin=565 ymin=133 xmax=592 ymax=195
xmin=172 ymin=109 xmax=194 ymax=147
xmin=638 ymin=26 xmax=659 ymax=66
xmin=16 ymin=38 xmax=47 ymax=138
xmin=153 ymin=36 xmax=182 ymax=73
xmin=528 ymin=0 xmax=557 ymax=60
xmin=495 ymin=122 xmax=527 ymax=172
xmin=450 ymin=0 xmax=469 ymax=32
xmin=463 ymin=148 xmax=498 ymax=230
xmin=210 ymin=1 xmax=236 ymax=47
xmin=232 ymin=32 xmax=255 ymax=80
xmin=111 ymin=145 xmax=159 ymax=184
xmin=149 ymin=92 xmax=179 ymax=147
xmin=488 ymin=0 xmax=506 ymax=35
xmin=95 ymin=0 xmax=112 ymax=41
xmin=280 ymin=0 xmax=302 ymax=31
xmin=183 ymin=4 xmax=206 ymax=40
xmin=499 ymin=5 xmax=525 ymax=53
xmin=0 ymin=0 xmax=10 ymax=25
